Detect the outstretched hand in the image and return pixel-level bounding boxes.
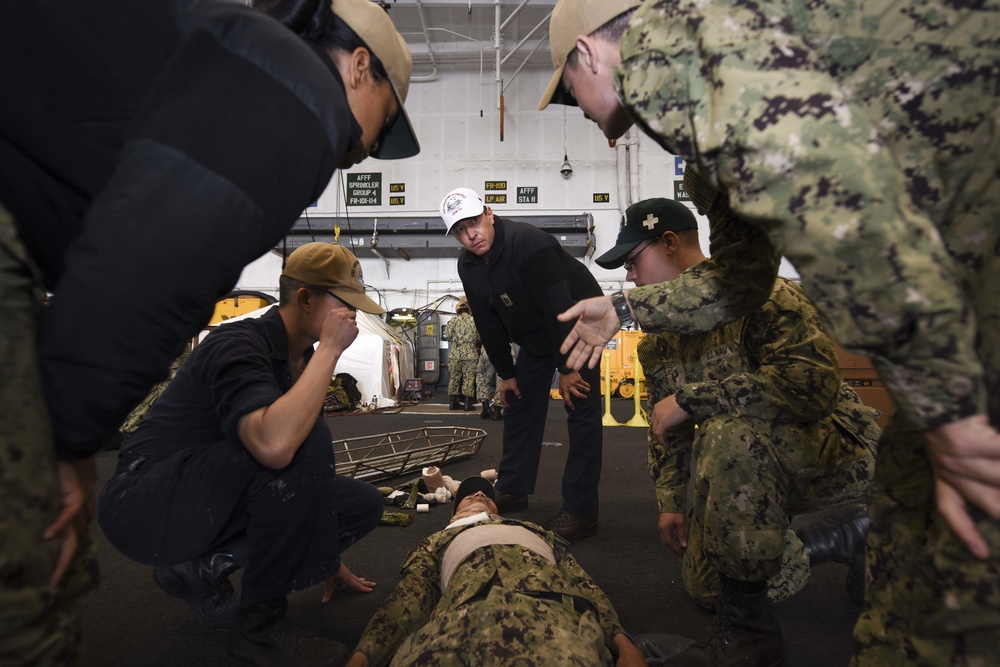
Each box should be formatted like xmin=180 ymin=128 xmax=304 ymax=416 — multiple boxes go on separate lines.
xmin=558 ymin=296 xmax=622 ymax=371
xmin=926 ymin=414 xmax=1000 ymax=559
xmin=322 ymin=562 xmax=376 ymax=603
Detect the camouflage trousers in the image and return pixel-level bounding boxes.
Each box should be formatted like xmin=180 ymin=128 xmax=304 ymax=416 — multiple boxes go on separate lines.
xmin=683 ymin=412 xmax=874 ymax=608
xmin=447 ymin=358 xmax=477 ymax=398
xmin=388 ymin=585 xmax=613 ymax=666
xmin=851 ymin=420 xmax=1000 ymax=667
xmin=0 ymin=204 xmax=99 ymax=666
xmin=475 ymin=350 xmax=501 ymax=405
xmin=850 ymin=109 xmax=1000 ymax=667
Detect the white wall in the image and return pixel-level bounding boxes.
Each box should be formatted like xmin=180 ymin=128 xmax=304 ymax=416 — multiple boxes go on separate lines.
xmin=234 ymin=68 xmax=797 ymax=311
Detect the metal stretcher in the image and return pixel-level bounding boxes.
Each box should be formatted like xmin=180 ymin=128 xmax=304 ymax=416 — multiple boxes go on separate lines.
xmin=332 ymin=426 xmax=486 ymax=482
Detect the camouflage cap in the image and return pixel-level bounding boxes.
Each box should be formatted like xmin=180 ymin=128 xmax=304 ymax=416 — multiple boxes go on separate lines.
xmin=538 ymin=0 xmax=641 ymax=110
xmin=595 ymin=198 xmax=698 ymax=269
xmin=282 ymin=242 xmax=385 ymax=314
xmin=334 ymin=0 xmax=419 ymax=159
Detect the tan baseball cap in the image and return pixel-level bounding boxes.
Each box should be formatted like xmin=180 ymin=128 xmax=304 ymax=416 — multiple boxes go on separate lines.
xmin=537 ymin=0 xmax=641 ymax=110
xmin=282 ymin=242 xmax=385 ymax=314
xmin=334 ymin=0 xmax=420 ymax=159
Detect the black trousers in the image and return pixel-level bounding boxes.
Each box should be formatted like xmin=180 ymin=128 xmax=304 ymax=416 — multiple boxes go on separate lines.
xmin=97 ymin=419 xmax=381 ymax=604
xmin=496 ymin=349 xmax=603 ymax=517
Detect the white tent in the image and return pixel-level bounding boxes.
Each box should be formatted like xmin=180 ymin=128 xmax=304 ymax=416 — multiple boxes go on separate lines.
xmin=201 ymin=306 xmax=413 ymax=408
xmin=337 ymin=311 xmax=413 ymax=408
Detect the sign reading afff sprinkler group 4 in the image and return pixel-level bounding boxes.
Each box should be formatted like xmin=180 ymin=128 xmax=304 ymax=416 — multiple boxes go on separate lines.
xmin=346 ymin=172 xmax=382 ymax=207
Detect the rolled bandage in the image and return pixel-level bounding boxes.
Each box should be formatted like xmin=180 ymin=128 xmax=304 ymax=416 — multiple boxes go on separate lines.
xmin=416 ymin=503 xmax=430 ymax=513
xmin=422 ymin=466 xmax=446 ymax=491
xmin=480 ymin=468 xmax=498 ymax=482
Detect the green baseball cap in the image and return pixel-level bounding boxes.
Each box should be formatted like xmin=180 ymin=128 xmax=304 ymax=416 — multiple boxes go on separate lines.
xmin=595 ymin=198 xmax=697 ymax=269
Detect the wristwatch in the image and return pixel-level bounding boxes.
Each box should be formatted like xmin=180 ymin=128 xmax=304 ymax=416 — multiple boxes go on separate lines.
xmin=610 ymin=290 xmax=635 ymax=328
xmin=557 ymin=364 xmax=573 ymax=375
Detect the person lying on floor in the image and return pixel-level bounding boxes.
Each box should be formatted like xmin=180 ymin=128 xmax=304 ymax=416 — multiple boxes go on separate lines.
xmin=345 ymin=476 xmax=647 ymax=667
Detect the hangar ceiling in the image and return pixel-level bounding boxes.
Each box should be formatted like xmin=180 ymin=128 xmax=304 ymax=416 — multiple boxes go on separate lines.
xmin=379 ymin=0 xmax=557 ymax=81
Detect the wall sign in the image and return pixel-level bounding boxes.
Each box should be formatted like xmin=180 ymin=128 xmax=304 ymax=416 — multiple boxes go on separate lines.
xmin=346 ymin=172 xmax=382 ymax=206
xmin=517 ymin=187 xmax=538 ymax=204
xmin=673 ymin=179 xmax=690 ymax=202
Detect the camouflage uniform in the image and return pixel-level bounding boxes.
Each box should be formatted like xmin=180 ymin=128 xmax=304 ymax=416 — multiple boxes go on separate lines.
xmin=616 ymin=1 xmax=1000 ymax=663
xmin=475 ymin=347 xmax=501 ymax=406
xmin=0 ymin=204 xmax=99 ymax=666
xmin=446 ymin=312 xmax=480 ymax=398
xmin=353 ymin=516 xmax=627 ymax=667
xmin=641 ymin=277 xmax=879 ymax=608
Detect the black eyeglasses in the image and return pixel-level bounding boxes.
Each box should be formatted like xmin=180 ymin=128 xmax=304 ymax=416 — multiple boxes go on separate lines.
xmin=623 ymin=238 xmax=657 ymax=272
xmin=310 ymin=286 xmax=356 ymax=312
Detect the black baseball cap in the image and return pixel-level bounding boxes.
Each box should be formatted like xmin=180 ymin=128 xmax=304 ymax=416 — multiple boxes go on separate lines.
xmin=595 ymin=198 xmax=698 ymax=269
xmin=452 ymin=476 xmax=497 ymax=516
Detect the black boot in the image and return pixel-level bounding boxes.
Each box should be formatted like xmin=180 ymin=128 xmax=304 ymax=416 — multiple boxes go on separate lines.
xmin=797 ymin=504 xmax=869 ymax=604
xmin=489 ymin=404 xmax=503 ymax=421
xmin=228 ymin=597 xmax=349 ymax=667
xmin=449 ymin=395 xmax=462 ymax=410
xmin=464 ymin=395 xmax=476 ymax=411
xmin=480 ymin=402 xmax=492 ymax=419
xmin=153 ymin=551 xmax=240 ymax=627
xmin=665 ymin=577 xmax=785 ymax=666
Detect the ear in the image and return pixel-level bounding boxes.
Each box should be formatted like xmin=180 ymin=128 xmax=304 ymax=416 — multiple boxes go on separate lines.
xmin=295 ymin=287 xmax=314 ymax=311
xmin=347 ymin=46 xmax=373 ymax=88
xmin=661 ymin=232 xmax=681 ymax=253
xmin=574 ymin=36 xmax=598 ymax=73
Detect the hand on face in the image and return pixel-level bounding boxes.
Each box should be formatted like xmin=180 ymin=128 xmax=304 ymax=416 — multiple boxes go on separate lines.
xmin=319 ymin=300 xmax=359 ymax=355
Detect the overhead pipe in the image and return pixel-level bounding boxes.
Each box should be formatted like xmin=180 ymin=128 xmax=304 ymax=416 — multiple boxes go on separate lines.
xmin=417 ymin=27 xmax=486 ymax=115
xmin=410 ymin=0 xmax=439 ymax=81
xmin=494 ymin=0 xmax=503 ymax=140
xmin=500 ymin=9 xmax=550 ymax=68
xmin=498 ymin=0 xmax=531 ymax=32
xmin=616 ymin=141 xmax=630 ymax=218
xmin=627 ymin=128 xmax=641 ymax=206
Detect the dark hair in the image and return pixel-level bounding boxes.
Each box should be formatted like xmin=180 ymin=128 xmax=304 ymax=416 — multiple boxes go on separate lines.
xmin=256 ymin=0 xmax=389 ymax=84
xmin=565 ymin=9 xmax=636 ymax=70
xmin=675 ymin=228 xmax=701 ymax=248
xmin=278 ymin=274 xmax=316 ymax=306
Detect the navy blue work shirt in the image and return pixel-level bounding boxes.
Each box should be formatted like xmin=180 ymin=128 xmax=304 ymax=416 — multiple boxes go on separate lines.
xmin=121 ymin=307 xmax=315 ymax=460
